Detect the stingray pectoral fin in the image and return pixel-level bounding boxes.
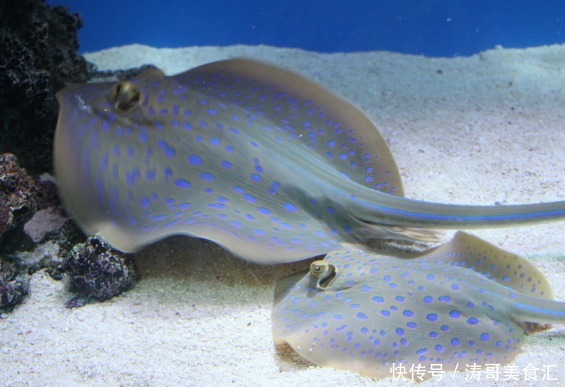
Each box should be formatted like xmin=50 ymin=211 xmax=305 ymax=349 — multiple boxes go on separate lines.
xmin=429 ymin=231 xmax=555 ymax=298
xmin=347 ymin=187 xmax=565 ymax=229
xmin=184 ymin=58 xmax=405 ymax=197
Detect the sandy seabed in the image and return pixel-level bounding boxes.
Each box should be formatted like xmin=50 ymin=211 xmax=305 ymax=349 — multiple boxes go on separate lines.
xmin=1 ymin=44 xmax=564 ymax=386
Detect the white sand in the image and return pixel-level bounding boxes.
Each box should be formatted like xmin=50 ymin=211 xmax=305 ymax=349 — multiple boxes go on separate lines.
xmin=1 ymin=44 xmax=563 ymax=386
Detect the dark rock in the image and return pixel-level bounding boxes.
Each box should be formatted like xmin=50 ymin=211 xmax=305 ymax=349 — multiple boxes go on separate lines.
xmin=0 ymin=153 xmax=37 ymax=245
xmin=35 ymin=178 xmax=61 ymax=210
xmin=0 ymin=256 xmax=30 ymax=313
xmin=0 ymin=0 xmax=90 ymax=173
xmin=65 ymin=236 xmax=139 ymax=307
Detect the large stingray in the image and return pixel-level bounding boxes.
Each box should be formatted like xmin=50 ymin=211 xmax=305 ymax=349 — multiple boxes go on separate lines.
xmin=54 ymin=59 xmax=564 ymax=263
xmin=272 ymin=232 xmax=565 ymax=379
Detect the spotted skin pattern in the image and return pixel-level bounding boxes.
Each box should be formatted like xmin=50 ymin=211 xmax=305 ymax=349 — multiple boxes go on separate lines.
xmin=273 ymin=232 xmax=565 ymax=378
xmin=54 ymin=59 xmax=565 ymax=263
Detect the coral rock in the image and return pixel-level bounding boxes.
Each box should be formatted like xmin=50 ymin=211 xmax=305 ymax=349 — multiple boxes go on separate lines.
xmin=0 ymin=153 xmax=37 ymax=243
xmin=0 ymin=257 xmax=30 ymax=312
xmin=0 ymin=0 xmax=89 ymax=173
xmin=65 ymin=236 xmax=139 ymax=307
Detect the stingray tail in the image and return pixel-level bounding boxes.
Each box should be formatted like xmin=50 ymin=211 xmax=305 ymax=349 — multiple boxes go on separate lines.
xmin=509 ymin=292 xmax=565 ymax=332
xmin=347 ymin=188 xmax=565 ymax=231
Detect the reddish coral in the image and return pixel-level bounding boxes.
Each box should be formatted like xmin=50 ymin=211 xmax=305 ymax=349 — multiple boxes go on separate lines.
xmin=0 ymin=153 xmax=37 ymax=242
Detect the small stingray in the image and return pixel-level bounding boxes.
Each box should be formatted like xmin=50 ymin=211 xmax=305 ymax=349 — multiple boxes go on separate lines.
xmin=272 ymin=232 xmax=565 ymax=378
xmin=54 ymin=59 xmax=565 ymax=263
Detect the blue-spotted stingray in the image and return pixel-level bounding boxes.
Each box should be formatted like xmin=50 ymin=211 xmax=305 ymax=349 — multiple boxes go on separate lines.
xmin=54 ymin=59 xmax=564 ymax=263
xmin=272 ymin=231 xmax=565 ymax=378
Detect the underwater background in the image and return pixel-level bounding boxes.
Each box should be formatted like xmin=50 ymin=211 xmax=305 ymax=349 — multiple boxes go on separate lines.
xmin=49 ymin=0 xmax=563 ymax=56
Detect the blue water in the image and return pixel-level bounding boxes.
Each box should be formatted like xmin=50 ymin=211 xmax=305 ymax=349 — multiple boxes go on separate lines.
xmin=50 ymin=0 xmax=563 ymax=57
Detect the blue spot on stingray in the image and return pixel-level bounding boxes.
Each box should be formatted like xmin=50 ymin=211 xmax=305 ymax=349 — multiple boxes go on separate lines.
xmin=139 ymin=128 xmax=148 ymax=142
xmin=429 ymin=331 xmax=438 ymax=338
xmin=383 ymin=275 xmax=391 ymax=283
xmin=258 ymin=207 xmax=272 ymax=215
xmin=449 ymin=310 xmax=461 ymax=319
xmin=126 ymin=168 xmax=141 ymax=186
xmin=427 ymin=274 xmax=436 ymax=280
xmin=200 ymin=172 xmax=215 ymax=182
xmin=467 ymin=317 xmax=479 ymax=325
xmin=396 ymin=328 xmax=405 ymax=336
xmin=333 ymin=314 xmax=343 ymax=320
xmin=481 ymin=333 xmax=490 ymax=342
xmin=251 ymin=174 xmax=262 ymax=182
xmin=502 ymin=275 xmax=511 ymax=282
xmin=225 ymin=145 xmax=235 ymax=153
xmin=244 ymin=194 xmax=257 ymax=203
xmin=175 ymin=179 xmax=191 ymax=189
xmin=435 ymin=344 xmax=444 ymax=352
xmin=188 ymin=154 xmax=203 ymax=166
xmin=159 ymin=141 xmax=176 ymax=158
xmin=441 ymin=325 xmax=450 ymax=332
xmin=407 ymin=322 xmax=418 ymax=329
xmin=451 ymin=338 xmax=461 ymax=346
xmin=208 ymin=109 xmax=218 ymax=116
xmin=439 ymin=295 xmax=452 ymax=303
xmin=423 ymin=296 xmax=433 ymax=304
xmin=416 ymin=348 xmax=428 ymax=355
xmin=221 ymin=160 xmax=233 ymax=169
xmin=403 ymin=310 xmax=414 ymax=317
xmin=284 ymin=203 xmax=298 ymax=213
xmin=183 ymin=122 xmax=193 ymax=131
xmin=395 ymin=296 xmax=405 ymax=302
xmin=380 ymin=310 xmax=390 ymax=317
xmin=467 ymin=301 xmax=476 ymax=308
xmin=426 ymin=313 xmax=438 ymax=322
xmin=357 ymin=312 xmax=368 ymax=320
xmin=208 ymin=203 xmax=227 ymax=210
xmin=372 ymin=296 xmax=384 ymax=304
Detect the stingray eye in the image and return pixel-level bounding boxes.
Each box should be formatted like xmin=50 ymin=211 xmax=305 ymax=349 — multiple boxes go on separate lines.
xmin=110 ymin=80 xmax=141 ymax=112
xmin=310 ymin=261 xmax=337 ymax=289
